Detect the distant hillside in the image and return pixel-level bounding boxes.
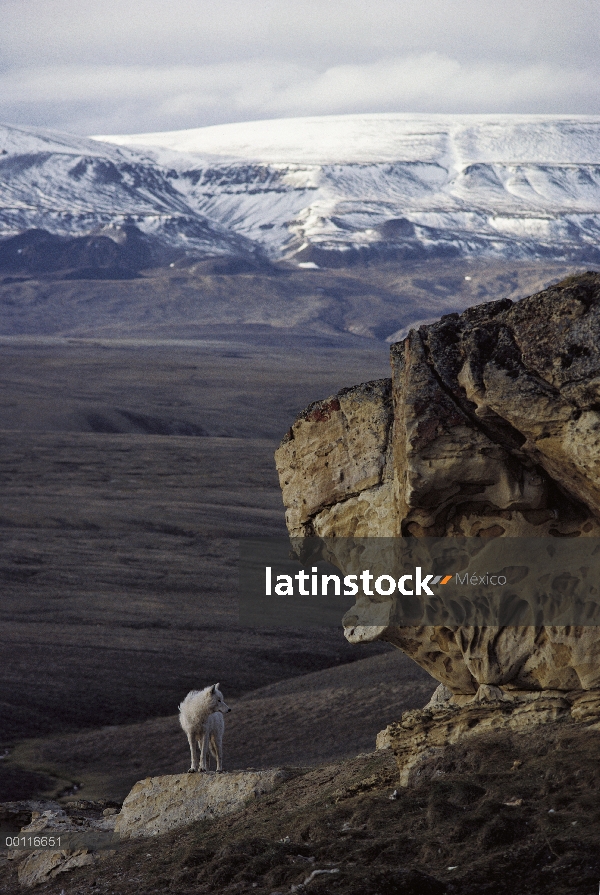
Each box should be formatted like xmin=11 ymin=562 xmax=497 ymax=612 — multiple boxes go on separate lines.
xmin=0 ymin=227 xmax=152 ymax=279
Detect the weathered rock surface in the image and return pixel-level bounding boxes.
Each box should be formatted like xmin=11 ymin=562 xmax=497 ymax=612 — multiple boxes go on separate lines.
xmin=115 ymin=769 xmax=295 ymax=840
xmin=276 ymin=380 xmax=393 ymax=538
xmin=380 ymin=687 xmax=600 ymax=785
xmin=275 ymin=273 xmax=600 ymax=698
xmin=391 ymin=274 xmax=600 ymax=538
xmin=16 ymin=848 xmax=95 ymax=888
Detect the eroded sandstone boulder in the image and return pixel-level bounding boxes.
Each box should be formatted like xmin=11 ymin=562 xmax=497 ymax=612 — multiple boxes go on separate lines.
xmin=391 ymin=277 xmax=600 ymax=538
xmin=275 ymin=272 xmax=600 ymax=699
xmin=276 ymin=380 xmax=394 ymax=538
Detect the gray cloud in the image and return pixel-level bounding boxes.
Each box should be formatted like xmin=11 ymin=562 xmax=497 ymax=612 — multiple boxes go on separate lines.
xmin=0 ymin=0 xmax=598 ymax=133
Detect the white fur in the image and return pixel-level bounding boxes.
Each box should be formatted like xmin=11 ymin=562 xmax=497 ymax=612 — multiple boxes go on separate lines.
xmin=178 ymin=684 xmax=230 ymax=773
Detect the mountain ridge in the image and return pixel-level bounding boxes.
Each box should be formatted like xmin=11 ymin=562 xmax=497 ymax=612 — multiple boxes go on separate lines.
xmin=1 ymin=114 xmax=599 ymax=268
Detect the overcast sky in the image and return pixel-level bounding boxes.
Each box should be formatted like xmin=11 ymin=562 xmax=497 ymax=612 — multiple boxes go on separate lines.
xmin=0 ymin=0 xmax=598 ymax=136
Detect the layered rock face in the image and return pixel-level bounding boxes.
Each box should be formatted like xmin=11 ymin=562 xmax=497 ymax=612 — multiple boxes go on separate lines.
xmin=275 ymin=272 xmax=600 ymax=698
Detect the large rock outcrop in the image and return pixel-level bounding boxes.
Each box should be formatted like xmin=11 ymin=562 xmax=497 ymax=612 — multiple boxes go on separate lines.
xmin=275 ymin=272 xmax=600 ymax=699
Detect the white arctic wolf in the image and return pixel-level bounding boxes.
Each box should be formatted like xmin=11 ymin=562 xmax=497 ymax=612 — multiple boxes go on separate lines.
xmin=178 ymin=684 xmax=231 ymax=773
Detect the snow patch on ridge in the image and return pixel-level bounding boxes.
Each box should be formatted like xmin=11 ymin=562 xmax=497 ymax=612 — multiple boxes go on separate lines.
xmin=96 ymin=113 xmax=600 ymax=167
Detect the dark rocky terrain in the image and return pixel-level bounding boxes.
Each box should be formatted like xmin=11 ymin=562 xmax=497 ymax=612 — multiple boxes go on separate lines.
xmin=0 ymin=228 xmax=154 ymax=280
xmin=2 ymin=719 xmax=600 ymax=895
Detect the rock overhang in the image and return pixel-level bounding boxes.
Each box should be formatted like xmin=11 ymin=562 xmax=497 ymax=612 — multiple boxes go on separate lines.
xmin=274 ymin=272 xmax=600 ymax=698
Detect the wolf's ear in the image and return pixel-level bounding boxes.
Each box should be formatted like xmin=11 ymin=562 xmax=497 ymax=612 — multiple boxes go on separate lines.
xmin=210 ymin=685 xmax=216 ymax=694
xmin=215 ymin=682 xmax=220 ymax=690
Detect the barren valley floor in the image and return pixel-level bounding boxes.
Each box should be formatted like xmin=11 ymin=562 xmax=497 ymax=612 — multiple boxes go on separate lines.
xmin=0 ymin=333 xmax=408 ymax=800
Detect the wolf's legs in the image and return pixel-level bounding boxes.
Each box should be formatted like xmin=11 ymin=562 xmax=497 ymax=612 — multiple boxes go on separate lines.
xmin=186 ymin=731 xmax=198 ymax=772
xmin=210 ymin=731 xmax=223 ymax=772
xmin=199 ymin=732 xmax=209 ymax=771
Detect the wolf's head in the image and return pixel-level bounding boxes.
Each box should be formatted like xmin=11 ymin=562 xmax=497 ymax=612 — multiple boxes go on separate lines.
xmin=210 ymin=683 xmax=231 ymax=713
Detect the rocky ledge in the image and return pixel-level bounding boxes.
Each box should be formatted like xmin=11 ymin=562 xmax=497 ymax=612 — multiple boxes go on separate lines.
xmin=377 ymin=685 xmax=600 ymax=786
xmin=115 ymin=769 xmax=296 ymax=840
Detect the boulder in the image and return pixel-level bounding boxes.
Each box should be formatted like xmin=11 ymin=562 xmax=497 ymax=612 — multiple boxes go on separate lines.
xmin=276 ymin=380 xmax=394 ymax=538
xmin=17 ymin=849 xmax=94 ymax=888
xmin=115 ymin=769 xmax=294 ymax=839
xmin=274 ymin=273 xmax=600 ymax=699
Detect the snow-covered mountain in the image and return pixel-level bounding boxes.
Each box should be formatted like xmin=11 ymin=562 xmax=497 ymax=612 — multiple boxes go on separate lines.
xmin=1 ymin=114 xmax=600 ymax=267
xmin=0 ymin=123 xmax=256 ymax=264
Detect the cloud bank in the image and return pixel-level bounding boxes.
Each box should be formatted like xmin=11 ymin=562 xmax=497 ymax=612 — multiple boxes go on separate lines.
xmin=0 ymin=0 xmax=598 ymax=133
